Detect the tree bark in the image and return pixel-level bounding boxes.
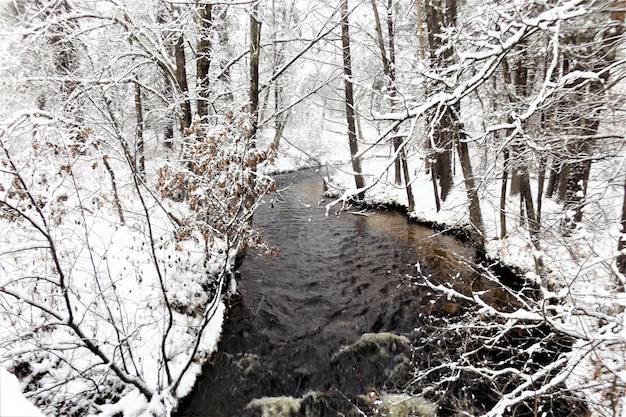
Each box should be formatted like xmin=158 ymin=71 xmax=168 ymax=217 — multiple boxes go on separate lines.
xmin=271 ymin=0 xmax=289 ymax=149
xmin=545 ymin=162 xmax=558 ymax=199
xmin=385 ymin=0 xmax=402 ymax=186
xmin=431 ymin=159 xmax=441 ymax=212
xmin=370 ymin=0 xmax=390 ymax=75
xmin=519 ymin=169 xmax=540 ymax=248
xmin=457 ymin=125 xmax=484 ymax=247
xmin=401 ymin=149 xmax=415 ymax=212
xmin=415 ymin=0 xmax=425 ymax=60
xmin=249 ymin=3 xmax=261 ymax=142
xmin=557 ymin=165 xmax=569 ymax=202
xmin=214 ymin=5 xmax=234 ymax=104
xmin=425 ymin=0 xmax=456 ymax=201
xmin=370 ymin=0 xmax=403 ymax=185
xmin=432 ymin=109 xmax=454 ymax=201
xmin=156 ymin=6 xmax=175 ymax=147
xmin=102 ymin=155 xmax=125 ymax=225
xmin=536 ymin=155 xmax=547 ymax=227
xmin=500 ymin=148 xmax=509 ymax=238
xmin=134 ymin=81 xmax=145 ymax=179
xmin=163 ymin=74 xmax=175 ymax=148
xmin=618 ymin=174 xmax=626 ymax=275
xmin=509 ymin=169 xmax=521 ymax=196
xmin=341 ymin=0 xmax=365 ymax=198
xmin=174 ymin=32 xmax=192 ymax=133
xmin=196 ymin=3 xmax=213 ymax=119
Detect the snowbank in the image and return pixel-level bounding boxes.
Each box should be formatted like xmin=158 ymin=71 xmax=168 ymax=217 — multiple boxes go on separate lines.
xmin=0 ymin=367 xmax=45 ymax=417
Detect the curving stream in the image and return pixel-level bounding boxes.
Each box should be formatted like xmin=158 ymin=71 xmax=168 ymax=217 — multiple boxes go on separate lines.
xmin=175 ymin=169 xmax=477 ymax=416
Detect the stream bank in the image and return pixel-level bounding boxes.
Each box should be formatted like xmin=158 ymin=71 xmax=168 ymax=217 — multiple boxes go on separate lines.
xmin=175 ymin=169 xmax=585 ymax=417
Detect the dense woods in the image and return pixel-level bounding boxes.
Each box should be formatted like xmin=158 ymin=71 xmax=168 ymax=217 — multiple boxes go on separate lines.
xmin=0 ymin=0 xmax=624 ymax=416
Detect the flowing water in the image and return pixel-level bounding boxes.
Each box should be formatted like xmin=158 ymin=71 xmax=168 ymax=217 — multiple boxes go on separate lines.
xmin=175 ymin=169 xmax=476 ymax=416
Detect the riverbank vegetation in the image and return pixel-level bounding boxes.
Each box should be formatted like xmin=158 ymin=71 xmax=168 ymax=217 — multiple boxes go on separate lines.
xmin=0 ymin=0 xmax=624 ymax=416
xmin=320 ymin=1 xmax=626 ymax=415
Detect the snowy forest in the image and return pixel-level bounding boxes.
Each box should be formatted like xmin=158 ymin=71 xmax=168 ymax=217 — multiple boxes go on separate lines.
xmin=0 ymin=0 xmax=625 ymax=416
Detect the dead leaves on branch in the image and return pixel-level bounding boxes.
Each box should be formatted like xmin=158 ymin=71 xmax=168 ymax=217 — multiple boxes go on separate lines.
xmin=156 ymin=111 xmax=276 ymax=247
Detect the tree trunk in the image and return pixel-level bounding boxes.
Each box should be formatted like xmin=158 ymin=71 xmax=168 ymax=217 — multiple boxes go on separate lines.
xmin=561 ymin=127 xmax=593 ymax=229
xmin=618 ymin=174 xmax=626 ymax=276
xmin=415 ymin=0 xmax=425 ymax=60
xmin=519 ymin=169 xmax=540 ymax=248
xmin=431 ymin=162 xmax=441 ymax=212
xmin=401 ymin=149 xmax=415 ymax=212
xmin=557 ymin=165 xmax=569 ymax=202
xmin=271 ymin=0 xmax=288 ymax=149
xmin=432 ymin=110 xmax=454 ymax=201
xmin=215 ymin=6 xmax=233 ymax=103
xmin=509 ymin=169 xmax=521 ymax=196
xmin=386 ymin=0 xmax=402 ymax=186
xmin=425 ymin=0 xmax=456 ymax=201
xmin=341 ymin=0 xmax=365 ymax=198
xmin=163 ymin=74 xmax=175 ymax=148
xmin=510 ymin=59 xmax=529 ymax=198
xmin=501 ymin=59 xmax=520 ymax=199
xmin=249 ymin=3 xmax=261 ymax=142
xmin=500 ymin=148 xmax=509 ymax=238
xmin=536 ymin=155 xmax=547 ymax=227
xmin=370 ymin=0 xmax=390 ymax=76
xmin=546 ymin=160 xmax=558 ymax=199
xmin=102 ymin=155 xmax=125 ymax=225
xmin=196 ymin=4 xmax=213 ymax=119
xmin=157 ymin=6 xmax=175 ymax=147
xmin=457 ymin=127 xmax=484 ymax=247
xmin=134 ymin=82 xmax=145 ymax=179
xmin=370 ymin=0 xmax=402 ymax=185
xmin=174 ymin=32 xmax=192 ymax=133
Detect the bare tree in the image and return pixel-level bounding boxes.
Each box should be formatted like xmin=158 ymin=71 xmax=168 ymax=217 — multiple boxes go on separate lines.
xmin=174 ymin=23 xmax=192 ymax=132
xmin=249 ymin=2 xmax=262 ymax=142
xmin=423 ymin=0 xmax=484 ymax=242
xmin=0 ymin=2 xmax=277 ymax=415
xmin=196 ymin=2 xmax=213 ymax=119
xmin=424 ymin=0 xmax=456 ymax=202
xmin=619 ymin=173 xmax=626 ymax=277
xmin=340 ymin=0 xmax=365 ymax=198
xmin=369 ymin=0 xmax=415 ymax=211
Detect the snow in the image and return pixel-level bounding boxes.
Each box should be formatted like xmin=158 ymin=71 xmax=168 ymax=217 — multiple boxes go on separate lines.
xmin=0 ymin=0 xmax=624 ymax=415
xmin=1 ymin=117 xmax=621 ymax=417
xmin=0 ymin=113 xmax=267 ymax=416
xmin=262 ymin=95 xmax=626 ymax=415
xmin=0 ymin=367 xmax=45 ymax=417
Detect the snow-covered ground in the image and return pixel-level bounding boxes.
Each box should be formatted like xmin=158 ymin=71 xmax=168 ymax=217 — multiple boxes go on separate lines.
xmin=0 ymin=118 xmax=264 ymax=416
xmin=1 ymin=367 xmax=45 ymax=417
xmin=1 ymin=117 xmax=624 ymax=415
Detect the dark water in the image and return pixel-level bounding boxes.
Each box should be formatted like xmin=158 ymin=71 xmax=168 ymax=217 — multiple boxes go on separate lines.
xmin=175 ymin=169 xmax=475 ymax=416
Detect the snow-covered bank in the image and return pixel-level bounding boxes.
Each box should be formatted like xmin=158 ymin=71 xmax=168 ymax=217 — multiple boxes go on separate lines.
xmin=0 ymin=367 xmax=45 ymax=417
xmin=0 ymin=168 xmax=229 ymax=417
xmin=291 ymin=143 xmax=626 ymax=416
xmin=0 ymin=113 xmax=274 ymax=417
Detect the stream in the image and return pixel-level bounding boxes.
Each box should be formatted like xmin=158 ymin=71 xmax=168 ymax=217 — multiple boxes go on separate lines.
xmin=175 ymin=169 xmax=478 ymax=416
